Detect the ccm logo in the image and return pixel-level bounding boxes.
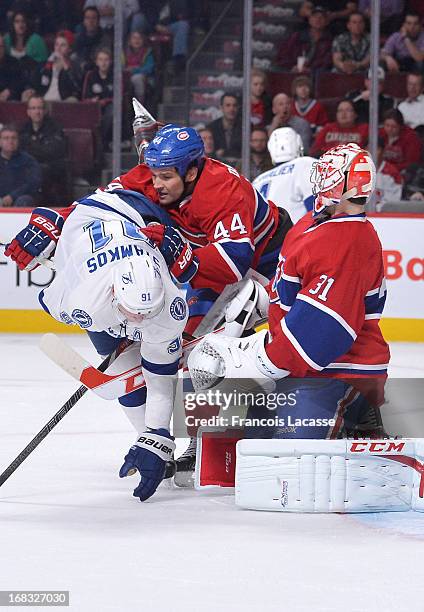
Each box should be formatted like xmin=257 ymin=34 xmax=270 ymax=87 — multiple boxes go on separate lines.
xmin=350 ymin=441 xmax=405 ymax=453
xmin=384 ymin=250 xmax=424 ymax=281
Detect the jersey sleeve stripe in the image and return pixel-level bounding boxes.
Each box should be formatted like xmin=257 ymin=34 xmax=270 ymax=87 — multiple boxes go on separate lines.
xmin=277 ymin=277 xmax=301 ymax=308
xmin=213 ymin=243 xmax=243 ymax=281
xmin=282 ymin=272 xmax=301 ymax=283
xmin=297 ymin=294 xmax=357 ymax=340
xmin=281 ymin=318 xmax=324 ymax=371
xmin=283 ymin=299 xmax=357 ymax=368
xmin=216 ymin=236 xmax=255 ymax=248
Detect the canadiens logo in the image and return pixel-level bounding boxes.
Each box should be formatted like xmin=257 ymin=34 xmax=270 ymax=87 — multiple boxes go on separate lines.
xmin=170 ymin=297 xmax=187 ymax=321
xmin=177 ymin=131 xmax=189 ymax=141
xmin=71 ymin=309 xmax=93 ymax=329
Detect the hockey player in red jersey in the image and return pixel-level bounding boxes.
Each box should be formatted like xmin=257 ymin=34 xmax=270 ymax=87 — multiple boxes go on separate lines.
xmin=106 ymin=123 xmax=291 ymax=336
xmin=188 ymin=143 xmax=390 ymax=439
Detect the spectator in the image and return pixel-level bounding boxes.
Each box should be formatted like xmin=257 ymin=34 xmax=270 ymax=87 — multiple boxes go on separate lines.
xmin=250 ymin=69 xmax=272 ymax=128
xmin=291 ymin=75 xmax=328 ymax=135
xmin=332 ymin=11 xmax=370 ymax=74
xmin=310 ymin=99 xmax=368 ymax=156
xmin=372 ymin=137 xmax=403 ymax=207
xmin=250 ymin=128 xmax=273 ymax=180
xmin=123 ymin=31 xmax=155 ymax=104
xmin=207 ymin=93 xmax=242 ymax=159
xmin=36 ymin=31 xmax=82 ymax=102
xmin=275 ymin=6 xmax=333 ymax=77
xmin=19 ymin=95 xmax=67 ymax=204
xmin=156 ymin=1 xmax=190 ymax=79
xmin=0 ymin=125 xmax=41 ymax=207
xmin=397 ymin=72 xmax=424 ymax=129
xmin=82 ymin=0 xmax=141 ymax=38
xmin=319 ymin=1 xmax=358 ymax=36
xmin=381 ymin=11 xmax=424 ymax=73
xmin=405 ymin=165 xmax=424 ymax=200
xmin=358 ymin=0 xmax=404 ymax=36
xmin=4 ymin=11 xmax=48 ymax=64
xmin=3 ymin=11 xmax=47 ymax=101
xmin=73 ymin=6 xmax=109 ymax=72
xmin=0 ymin=33 xmax=24 ymax=101
xmin=346 ymin=66 xmax=395 ymax=124
xmin=267 ymin=93 xmax=312 ymax=153
xmin=82 ymin=48 xmax=113 ymax=147
xmin=380 ymin=108 xmax=422 ymax=172
xmin=198 ymin=128 xmax=215 ymax=157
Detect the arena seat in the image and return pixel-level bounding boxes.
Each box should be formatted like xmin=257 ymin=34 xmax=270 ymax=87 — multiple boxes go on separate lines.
xmin=0 ymin=102 xmax=27 ymax=128
xmin=315 ymin=72 xmax=365 ymax=99
xmin=267 ymin=72 xmax=298 ymax=97
xmin=384 ymin=73 xmax=408 ymax=100
xmin=318 ymin=97 xmax=341 ymax=121
xmin=63 ymin=128 xmax=95 ymax=178
xmin=49 ymin=101 xmax=101 ymax=129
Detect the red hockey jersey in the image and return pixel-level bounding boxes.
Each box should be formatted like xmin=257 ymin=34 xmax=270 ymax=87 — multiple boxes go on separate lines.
xmin=108 ymin=159 xmax=280 ymax=293
xmin=267 ymin=212 xmax=390 ymax=378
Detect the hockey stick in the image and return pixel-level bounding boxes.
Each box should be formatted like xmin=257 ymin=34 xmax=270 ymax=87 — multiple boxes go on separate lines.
xmin=39 ymin=330 xmax=223 ymax=400
xmin=0 ymin=341 xmax=129 ymax=488
xmin=0 ymin=239 xmax=55 ymax=270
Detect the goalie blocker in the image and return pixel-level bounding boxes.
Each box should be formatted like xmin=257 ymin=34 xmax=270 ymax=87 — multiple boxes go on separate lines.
xmin=195 ymin=433 xmax=424 ymax=513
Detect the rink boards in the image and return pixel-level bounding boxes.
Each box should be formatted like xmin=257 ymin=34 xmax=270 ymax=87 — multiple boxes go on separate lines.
xmin=0 ymin=209 xmax=423 ymax=341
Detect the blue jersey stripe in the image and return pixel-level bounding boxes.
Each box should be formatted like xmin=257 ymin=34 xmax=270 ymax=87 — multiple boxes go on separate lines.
xmin=142 ymin=357 xmax=179 ymax=376
xmin=365 ymin=290 xmax=386 ymax=315
xmin=277 ymin=278 xmax=301 ymax=309
xmin=219 ymin=241 xmax=254 ymax=278
xmin=285 ymin=299 xmax=356 ymax=368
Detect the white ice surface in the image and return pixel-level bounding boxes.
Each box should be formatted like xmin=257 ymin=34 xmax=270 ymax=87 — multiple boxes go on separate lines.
xmin=0 ymin=335 xmax=423 ymax=612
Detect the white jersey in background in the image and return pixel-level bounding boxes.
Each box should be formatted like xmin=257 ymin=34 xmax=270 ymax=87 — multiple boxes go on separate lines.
xmin=253 ymin=126 xmax=316 ymax=225
xmin=40 ymin=192 xmax=188 ymax=432
xmin=253 ymin=156 xmax=316 ymax=224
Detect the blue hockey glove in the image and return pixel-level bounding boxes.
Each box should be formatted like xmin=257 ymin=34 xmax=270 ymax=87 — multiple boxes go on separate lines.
xmin=119 ymin=428 xmax=176 ymax=501
xmin=142 ymin=224 xmax=199 ymax=284
xmin=5 ymin=207 xmax=64 ymax=271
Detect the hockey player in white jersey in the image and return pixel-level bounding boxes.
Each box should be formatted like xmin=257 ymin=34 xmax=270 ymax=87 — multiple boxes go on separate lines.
xmin=35 ymin=189 xmax=188 ymax=502
xmin=253 ymin=127 xmax=316 ymax=224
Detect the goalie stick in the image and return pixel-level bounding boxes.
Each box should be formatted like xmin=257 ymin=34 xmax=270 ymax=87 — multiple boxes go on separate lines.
xmin=0 ymin=341 xmax=129 ymax=488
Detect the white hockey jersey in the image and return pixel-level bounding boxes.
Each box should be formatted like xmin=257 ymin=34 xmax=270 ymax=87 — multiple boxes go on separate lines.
xmin=40 ymin=191 xmax=188 ymax=430
xmin=252 ymin=156 xmax=316 ymax=224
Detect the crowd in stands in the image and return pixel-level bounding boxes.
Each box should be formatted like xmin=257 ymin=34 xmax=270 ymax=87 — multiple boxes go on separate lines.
xmin=0 ymin=0 xmax=203 ymax=206
xmin=1 ymin=1 xmax=424 ymax=208
xmin=197 ymin=2 xmax=424 ymax=207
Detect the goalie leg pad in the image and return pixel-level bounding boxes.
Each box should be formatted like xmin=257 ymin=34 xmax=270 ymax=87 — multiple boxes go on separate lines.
xmin=235 ymin=439 xmax=424 ymax=513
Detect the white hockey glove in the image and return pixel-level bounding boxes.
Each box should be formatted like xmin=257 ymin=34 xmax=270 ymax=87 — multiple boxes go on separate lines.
xmin=187 ymin=329 xmax=289 ymax=393
xmin=224 ymin=279 xmax=269 ymax=337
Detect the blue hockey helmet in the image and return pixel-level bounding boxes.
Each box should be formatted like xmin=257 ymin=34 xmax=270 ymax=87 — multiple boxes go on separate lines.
xmin=144 ymin=124 xmax=205 ymax=177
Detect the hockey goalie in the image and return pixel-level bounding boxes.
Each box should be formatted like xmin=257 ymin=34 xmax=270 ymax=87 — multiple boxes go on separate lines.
xmin=187 ymin=143 xmax=424 ymax=513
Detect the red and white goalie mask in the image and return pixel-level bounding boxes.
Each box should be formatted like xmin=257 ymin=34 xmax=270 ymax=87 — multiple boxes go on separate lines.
xmin=310 ymin=143 xmax=376 ymax=215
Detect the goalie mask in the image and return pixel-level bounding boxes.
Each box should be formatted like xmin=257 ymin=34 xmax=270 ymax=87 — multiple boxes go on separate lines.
xmin=310 ymin=143 xmax=376 ymax=215
xmin=267 ymin=127 xmax=304 ymax=164
xmin=112 ymin=255 xmax=165 ymax=324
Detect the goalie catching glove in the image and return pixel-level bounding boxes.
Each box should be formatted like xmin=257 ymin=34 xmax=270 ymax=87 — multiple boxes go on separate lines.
xmin=142 ymin=224 xmax=199 ymax=284
xmin=187 ymin=329 xmax=290 ymax=393
xmin=5 ymin=207 xmax=64 ymax=271
xmin=119 ymin=428 xmax=176 ymax=501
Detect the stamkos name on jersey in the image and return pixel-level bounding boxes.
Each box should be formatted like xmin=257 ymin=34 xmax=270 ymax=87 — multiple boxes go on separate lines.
xmin=86 ymin=244 xmax=159 ymax=274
